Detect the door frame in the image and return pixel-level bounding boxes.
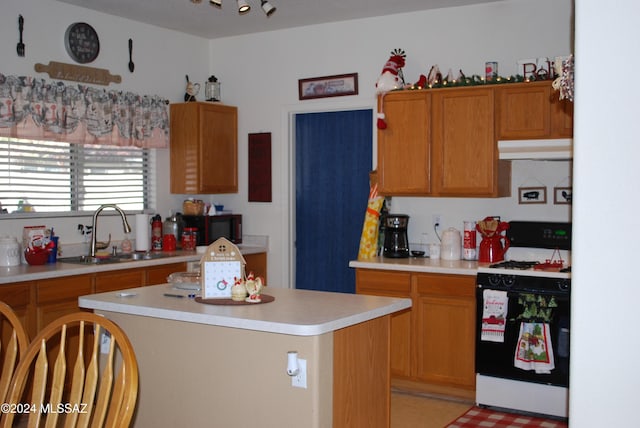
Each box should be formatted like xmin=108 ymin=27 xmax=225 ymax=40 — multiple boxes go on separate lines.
xmin=283 ymin=100 xmax=376 ymax=288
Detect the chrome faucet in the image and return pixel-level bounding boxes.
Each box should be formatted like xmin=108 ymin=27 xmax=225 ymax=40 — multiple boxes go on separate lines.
xmin=90 ymin=204 xmax=132 ymax=258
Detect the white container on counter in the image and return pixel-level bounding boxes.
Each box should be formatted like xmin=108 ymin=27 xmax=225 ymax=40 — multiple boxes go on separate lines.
xmin=440 ymin=228 xmax=462 ymax=260
xmin=0 ymin=236 xmax=21 ymax=266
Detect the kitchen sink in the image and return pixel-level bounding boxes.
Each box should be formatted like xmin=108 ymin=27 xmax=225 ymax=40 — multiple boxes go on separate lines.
xmin=58 ymin=252 xmax=175 ymax=265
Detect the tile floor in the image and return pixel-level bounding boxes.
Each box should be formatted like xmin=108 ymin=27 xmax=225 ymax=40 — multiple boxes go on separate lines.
xmin=391 ymin=390 xmax=473 ymax=428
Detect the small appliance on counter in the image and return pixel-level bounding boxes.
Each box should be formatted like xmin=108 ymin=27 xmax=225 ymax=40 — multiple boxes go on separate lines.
xmin=383 ymin=214 xmax=410 ymax=258
xmin=476 ymin=216 xmax=510 ymax=263
xmin=181 ymin=214 xmax=242 ymax=246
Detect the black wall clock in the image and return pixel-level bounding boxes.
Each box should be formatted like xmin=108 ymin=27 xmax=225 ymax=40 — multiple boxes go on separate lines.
xmin=64 ymin=22 xmax=100 ymax=64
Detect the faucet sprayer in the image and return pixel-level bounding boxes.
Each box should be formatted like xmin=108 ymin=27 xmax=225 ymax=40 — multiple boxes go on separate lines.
xmin=90 ymin=204 xmax=132 ymax=258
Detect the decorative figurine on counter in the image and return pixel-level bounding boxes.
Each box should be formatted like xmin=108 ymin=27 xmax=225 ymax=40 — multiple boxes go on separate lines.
xmin=231 ymin=277 xmax=247 ymax=302
xmin=244 ymin=271 xmax=264 ymax=303
xmin=184 ymin=75 xmax=200 ymax=102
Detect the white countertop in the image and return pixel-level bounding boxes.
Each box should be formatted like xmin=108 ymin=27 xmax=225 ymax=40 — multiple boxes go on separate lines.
xmin=349 ymin=256 xmax=479 ymax=276
xmin=79 ymin=284 xmax=411 ymax=336
xmin=0 ymin=245 xmax=266 ymax=284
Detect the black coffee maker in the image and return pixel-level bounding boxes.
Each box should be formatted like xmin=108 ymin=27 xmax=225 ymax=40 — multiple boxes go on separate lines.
xmin=383 ymin=214 xmax=410 ymax=258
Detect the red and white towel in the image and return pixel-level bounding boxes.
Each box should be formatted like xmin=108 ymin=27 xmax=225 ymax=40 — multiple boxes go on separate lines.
xmin=514 ymin=322 xmax=555 ymax=373
xmin=481 ymin=289 xmax=508 ymax=342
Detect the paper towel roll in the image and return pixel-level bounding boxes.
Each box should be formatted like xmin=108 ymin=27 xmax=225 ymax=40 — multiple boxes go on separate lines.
xmin=135 ymin=214 xmax=150 ymax=252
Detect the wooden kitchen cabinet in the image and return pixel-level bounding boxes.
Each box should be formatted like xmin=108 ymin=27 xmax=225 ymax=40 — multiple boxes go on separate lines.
xmin=495 ymin=80 xmax=573 ymax=140
xmin=356 ymin=269 xmax=412 ymax=377
xmin=0 ymin=281 xmax=35 ymax=339
xmin=432 ymin=88 xmax=509 ymax=197
xmin=36 ymin=274 xmax=93 ymax=331
xmin=413 ymin=273 xmax=476 ymax=388
xmin=170 ymin=102 xmax=238 ymax=194
xmin=377 ymin=87 xmax=509 ymax=197
xmin=356 ymin=269 xmax=476 ymax=394
xmin=377 ymin=91 xmax=431 ymax=195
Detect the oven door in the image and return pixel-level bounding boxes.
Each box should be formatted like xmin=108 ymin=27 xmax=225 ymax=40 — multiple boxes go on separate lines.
xmin=475 ymin=286 xmax=570 ymax=387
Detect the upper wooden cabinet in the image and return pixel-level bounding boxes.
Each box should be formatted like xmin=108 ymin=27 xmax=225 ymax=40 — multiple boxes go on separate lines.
xmin=377 ymin=87 xmax=510 ymax=197
xmin=495 ymin=81 xmax=573 ymax=140
xmin=377 ymin=91 xmax=431 ymax=195
xmin=432 ymin=88 xmax=509 ymax=197
xmin=170 ymin=102 xmax=238 ymax=194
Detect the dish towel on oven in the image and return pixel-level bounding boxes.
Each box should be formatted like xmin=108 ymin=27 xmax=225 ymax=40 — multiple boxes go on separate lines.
xmin=481 ymin=289 xmax=508 ymax=342
xmin=514 ymin=322 xmax=555 ymax=373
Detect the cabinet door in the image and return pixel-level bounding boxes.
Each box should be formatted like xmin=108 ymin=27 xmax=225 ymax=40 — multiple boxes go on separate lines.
xmin=199 ymin=103 xmax=238 ymax=193
xmin=0 ymin=281 xmax=34 ymax=339
xmin=170 ymin=102 xmax=238 ymax=194
xmin=356 ymin=269 xmax=412 ymax=378
xmin=377 ymin=91 xmax=431 ymax=195
xmin=431 ymin=88 xmax=503 ymax=196
xmin=496 ymin=83 xmax=551 ymax=139
xmin=36 ymin=275 xmax=93 ymax=332
xmin=413 ymin=274 xmax=475 ymax=388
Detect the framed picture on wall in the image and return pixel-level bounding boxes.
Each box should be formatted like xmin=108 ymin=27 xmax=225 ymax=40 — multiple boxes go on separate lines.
xmin=554 ymin=187 xmax=572 ymax=204
xmin=518 ymin=186 xmax=547 ymax=204
xmin=298 ymin=73 xmax=358 ymax=100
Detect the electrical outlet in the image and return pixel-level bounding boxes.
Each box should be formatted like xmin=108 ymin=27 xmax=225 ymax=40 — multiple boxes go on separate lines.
xmin=291 ymin=358 xmax=307 ymax=389
xmin=432 ymin=214 xmax=442 ymax=230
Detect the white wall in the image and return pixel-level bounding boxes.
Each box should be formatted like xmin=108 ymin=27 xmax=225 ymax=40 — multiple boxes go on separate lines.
xmin=1 ymin=1 xmax=572 ymax=283
xmin=571 ymin=0 xmax=640 ymax=425
xmin=208 ymin=0 xmax=573 ymax=285
xmin=1 ymin=0 xmax=209 ymax=248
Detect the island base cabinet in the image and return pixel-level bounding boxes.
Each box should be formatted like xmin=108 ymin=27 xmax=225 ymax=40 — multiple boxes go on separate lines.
xmin=99 ymin=310 xmax=392 ymax=428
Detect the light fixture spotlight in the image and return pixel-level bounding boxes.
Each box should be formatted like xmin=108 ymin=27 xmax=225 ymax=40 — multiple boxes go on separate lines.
xmin=209 ymin=0 xmax=222 ymax=7
xmin=261 ymin=0 xmax=276 ymax=16
xmin=237 ymin=0 xmax=251 ymax=14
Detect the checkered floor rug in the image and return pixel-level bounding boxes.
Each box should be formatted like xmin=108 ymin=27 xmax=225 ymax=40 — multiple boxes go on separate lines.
xmin=446 ymin=406 xmax=568 ymax=428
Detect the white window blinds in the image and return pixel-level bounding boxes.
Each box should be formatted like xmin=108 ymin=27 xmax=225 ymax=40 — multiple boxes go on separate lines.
xmin=0 ymin=137 xmax=150 ymax=213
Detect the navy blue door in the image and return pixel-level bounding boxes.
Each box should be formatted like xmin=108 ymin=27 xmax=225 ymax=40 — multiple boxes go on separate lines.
xmin=295 ymin=109 xmax=372 ymax=293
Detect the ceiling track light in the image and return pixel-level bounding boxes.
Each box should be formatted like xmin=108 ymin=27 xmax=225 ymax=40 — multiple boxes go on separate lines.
xmin=260 ymin=0 xmax=276 ymax=16
xmin=237 ymin=0 xmax=251 ymax=14
xmin=193 ymin=0 xmax=276 ymax=16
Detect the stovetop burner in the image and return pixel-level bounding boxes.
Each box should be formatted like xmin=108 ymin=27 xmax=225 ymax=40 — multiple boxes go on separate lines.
xmin=489 ymin=260 xmax=539 ymax=270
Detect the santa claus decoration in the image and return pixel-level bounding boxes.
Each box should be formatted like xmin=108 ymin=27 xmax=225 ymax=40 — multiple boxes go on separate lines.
xmin=375 ymin=49 xmax=406 ymax=130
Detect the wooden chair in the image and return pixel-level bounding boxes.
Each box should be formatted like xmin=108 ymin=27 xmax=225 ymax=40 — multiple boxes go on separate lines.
xmin=0 ymin=312 xmax=139 ymax=428
xmin=0 ymin=302 xmax=29 ymax=403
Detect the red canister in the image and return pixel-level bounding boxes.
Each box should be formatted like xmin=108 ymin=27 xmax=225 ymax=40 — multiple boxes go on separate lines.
xmin=181 ymin=227 xmax=198 ymax=251
xmin=463 ymin=221 xmax=477 ymax=260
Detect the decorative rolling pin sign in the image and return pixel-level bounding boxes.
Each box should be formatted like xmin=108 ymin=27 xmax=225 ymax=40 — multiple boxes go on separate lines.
xmin=34 ymin=61 xmax=121 ymax=86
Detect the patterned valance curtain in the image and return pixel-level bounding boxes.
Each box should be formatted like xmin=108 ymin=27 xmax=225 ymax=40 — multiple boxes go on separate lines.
xmin=0 ymin=73 xmax=169 ymax=148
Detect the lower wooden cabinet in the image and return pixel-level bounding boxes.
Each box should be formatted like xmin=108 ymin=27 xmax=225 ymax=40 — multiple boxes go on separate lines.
xmin=355 ymin=269 xmax=411 ymax=377
xmin=356 ymin=268 xmax=476 ymax=392
xmin=36 ymin=274 xmax=94 ymax=332
xmin=413 ymin=273 xmax=476 ymax=387
xmin=0 ymin=281 xmax=35 ymax=339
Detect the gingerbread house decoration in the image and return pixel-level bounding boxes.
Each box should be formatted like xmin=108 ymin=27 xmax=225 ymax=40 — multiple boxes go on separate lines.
xmin=200 ymin=237 xmax=246 ymax=299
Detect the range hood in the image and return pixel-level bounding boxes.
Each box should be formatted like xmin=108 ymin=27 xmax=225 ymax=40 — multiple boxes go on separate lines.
xmin=498 ymin=139 xmax=573 ymax=160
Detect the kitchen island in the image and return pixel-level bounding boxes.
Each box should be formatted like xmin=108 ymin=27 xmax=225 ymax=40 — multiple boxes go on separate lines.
xmin=79 ymin=284 xmax=411 ymax=428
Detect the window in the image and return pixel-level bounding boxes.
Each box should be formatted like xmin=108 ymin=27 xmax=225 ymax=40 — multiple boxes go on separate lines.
xmin=0 ymin=137 xmax=150 ymax=214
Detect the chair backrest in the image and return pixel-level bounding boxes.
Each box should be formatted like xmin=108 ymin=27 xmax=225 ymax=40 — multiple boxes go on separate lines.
xmin=0 ymin=301 xmax=29 ymax=404
xmin=0 ymin=312 xmax=138 ymax=428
